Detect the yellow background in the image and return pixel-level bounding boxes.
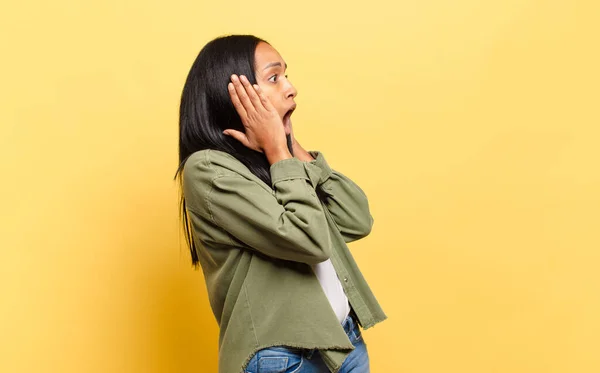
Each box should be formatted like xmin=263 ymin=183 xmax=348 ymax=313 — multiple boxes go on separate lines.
xmin=1 ymin=0 xmax=599 ymax=372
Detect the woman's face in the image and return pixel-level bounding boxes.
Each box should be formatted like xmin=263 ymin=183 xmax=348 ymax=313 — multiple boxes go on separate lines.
xmin=254 ymin=42 xmax=298 ymax=135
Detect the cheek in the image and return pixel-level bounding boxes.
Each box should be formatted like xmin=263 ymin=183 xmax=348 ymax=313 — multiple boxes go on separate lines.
xmin=259 ymin=86 xmax=279 ymax=105
xmin=255 ymin=80 xmax=284 ymax=109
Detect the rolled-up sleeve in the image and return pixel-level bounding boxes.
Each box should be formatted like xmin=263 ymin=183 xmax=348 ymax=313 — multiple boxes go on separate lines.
xmin=195 ymin=156 xmax=333 ymax=264
xmin=306 ymin=151 xmax=374 ymax=243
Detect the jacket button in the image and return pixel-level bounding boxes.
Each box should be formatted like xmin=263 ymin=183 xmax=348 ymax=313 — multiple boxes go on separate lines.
xmin=344 ymin=277 xmax=348 ymax=283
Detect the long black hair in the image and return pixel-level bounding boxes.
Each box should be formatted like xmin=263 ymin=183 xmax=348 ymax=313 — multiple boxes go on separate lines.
xmin=175 ymin=35 xmax=293 ymax=267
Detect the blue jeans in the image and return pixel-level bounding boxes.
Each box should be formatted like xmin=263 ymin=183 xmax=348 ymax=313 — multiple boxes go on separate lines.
xmin=244 ymin=314 xmax=369 ymax=373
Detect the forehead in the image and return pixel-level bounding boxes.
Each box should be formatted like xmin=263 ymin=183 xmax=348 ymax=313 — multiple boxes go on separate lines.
xmin=255 ymin=42 xmax=285 ymax=69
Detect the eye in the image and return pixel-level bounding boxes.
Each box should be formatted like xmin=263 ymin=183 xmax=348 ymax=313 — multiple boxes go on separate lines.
xmin=268 ymin=74 xmax=278 ymax=83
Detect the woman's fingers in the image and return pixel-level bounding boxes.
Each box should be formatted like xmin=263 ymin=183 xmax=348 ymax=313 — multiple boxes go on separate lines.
xmin=231 ymin=75 xmax=255 ymax=116
xmin=228 ymin=82 xmax=247 ymax=120
xmin=239 ymin=75 xmax=264 ymax=111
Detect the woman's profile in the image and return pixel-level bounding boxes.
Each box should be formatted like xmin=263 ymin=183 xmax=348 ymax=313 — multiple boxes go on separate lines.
xmin=176 ymin=34 xmax=386 ymax=373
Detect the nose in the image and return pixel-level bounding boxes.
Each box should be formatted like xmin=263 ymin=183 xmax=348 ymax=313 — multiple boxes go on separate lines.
xmin=285 ymin=80 xmax=297 ymax=99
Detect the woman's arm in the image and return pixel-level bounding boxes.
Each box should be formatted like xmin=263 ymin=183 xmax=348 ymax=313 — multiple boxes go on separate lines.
xmin=308 ymin=151 xmax=374 ymax=243
xmin=184 ymin=152 xmax=333 ymax=265
xmin=292 ymin=142 xmax=374 ymax=243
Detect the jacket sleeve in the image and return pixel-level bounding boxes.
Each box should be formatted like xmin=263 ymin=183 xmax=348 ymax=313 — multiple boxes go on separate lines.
xmin=188 ymin=155 xmax=333 ymax=265
xmin=306 ymin=151 xmax=374 ymax=243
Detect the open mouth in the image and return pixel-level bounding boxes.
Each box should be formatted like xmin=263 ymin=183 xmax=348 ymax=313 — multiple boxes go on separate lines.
xmin=282 ymin=106 xmax=296 ymax=125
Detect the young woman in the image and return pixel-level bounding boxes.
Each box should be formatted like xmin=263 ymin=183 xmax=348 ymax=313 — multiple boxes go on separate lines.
xmin=176 ymin=35 xmax=386 ymax=373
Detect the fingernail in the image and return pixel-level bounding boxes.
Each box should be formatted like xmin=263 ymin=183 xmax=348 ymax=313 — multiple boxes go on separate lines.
xmin=253 ymin=84 xmax=259 ymax=90
xmin=231 ymin=74 xmax=238 ymax=81
xmin=240 ymin=75 xmax=247 ymax=82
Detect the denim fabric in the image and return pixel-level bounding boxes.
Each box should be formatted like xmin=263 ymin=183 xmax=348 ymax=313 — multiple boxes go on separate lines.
xmin=244 ymin=315 xmax=369 ymax=373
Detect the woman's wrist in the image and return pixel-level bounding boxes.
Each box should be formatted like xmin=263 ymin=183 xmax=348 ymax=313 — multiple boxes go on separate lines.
xmin=265 ymin=145 xmax=293 ymax=165
xmin=292 ymin=140 xmax=314 ymax=162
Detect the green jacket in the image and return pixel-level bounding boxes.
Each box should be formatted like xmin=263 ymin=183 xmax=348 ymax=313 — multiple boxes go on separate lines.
xmin=182 ymin=149 xmax=387 ymax=373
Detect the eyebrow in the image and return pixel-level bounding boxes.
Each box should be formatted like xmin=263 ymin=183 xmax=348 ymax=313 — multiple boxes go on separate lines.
xmin=262 ymin=62 xmax=287 ymax=70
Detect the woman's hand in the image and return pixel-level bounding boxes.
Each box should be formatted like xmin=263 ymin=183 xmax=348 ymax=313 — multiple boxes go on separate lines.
xmin=224 ymin=74 xmax=292 ymax=165
xmin=289 ymin=124 xmax=314 ymax=162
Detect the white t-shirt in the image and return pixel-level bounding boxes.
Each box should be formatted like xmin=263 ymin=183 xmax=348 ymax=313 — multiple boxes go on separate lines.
xmin=311 ymin=258 xmax=351 ymax=323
